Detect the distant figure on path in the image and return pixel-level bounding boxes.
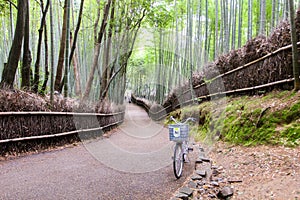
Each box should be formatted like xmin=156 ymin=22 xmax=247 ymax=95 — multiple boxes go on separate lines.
xmin=125 ymin=92 xmax=131 ymax=103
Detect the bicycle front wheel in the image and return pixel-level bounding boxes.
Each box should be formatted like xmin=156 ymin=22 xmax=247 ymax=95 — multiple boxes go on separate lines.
xmin=173 ymin=143 xmax=184 ymax=179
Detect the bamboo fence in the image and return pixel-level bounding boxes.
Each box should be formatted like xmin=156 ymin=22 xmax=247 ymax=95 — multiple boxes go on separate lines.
xmin=0 ymin=120 xmax=123 ymax=144
xmin=0 ymin=111 xmax=125 ymax=144
xmin=133 ymin=41 xmax=299 ymax=120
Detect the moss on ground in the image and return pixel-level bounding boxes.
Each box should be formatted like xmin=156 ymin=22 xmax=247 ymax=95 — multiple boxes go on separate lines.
xmin=169 ymin=90 xmax=300 ymax=147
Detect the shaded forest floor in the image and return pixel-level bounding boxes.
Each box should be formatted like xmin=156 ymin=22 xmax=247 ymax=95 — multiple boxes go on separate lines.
xmin=209 ymin=142 xmax=300 ymax=199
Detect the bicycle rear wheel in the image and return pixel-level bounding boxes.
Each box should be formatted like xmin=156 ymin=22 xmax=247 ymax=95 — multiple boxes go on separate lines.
xmin=173 ymin=143 xmax=184 ymax=179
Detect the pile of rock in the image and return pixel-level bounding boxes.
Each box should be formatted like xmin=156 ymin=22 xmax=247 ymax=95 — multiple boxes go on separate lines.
xmin=171 ymin=146 xmax=239 ymax=200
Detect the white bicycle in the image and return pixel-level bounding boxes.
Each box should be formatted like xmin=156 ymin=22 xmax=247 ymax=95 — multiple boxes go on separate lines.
xmin=169 ymin=116 xmax=195 ymax=179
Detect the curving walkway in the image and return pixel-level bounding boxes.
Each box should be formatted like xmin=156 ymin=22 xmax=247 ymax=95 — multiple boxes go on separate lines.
xmin=0 ymin=104 xmax=196 ymax=200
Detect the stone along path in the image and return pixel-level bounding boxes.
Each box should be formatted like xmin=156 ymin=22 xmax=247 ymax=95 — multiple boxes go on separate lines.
xmin=0 ymin=104 xmax=196 ymax=200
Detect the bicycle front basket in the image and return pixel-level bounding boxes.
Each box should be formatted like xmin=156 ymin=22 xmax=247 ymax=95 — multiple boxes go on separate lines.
xmin=168 ymin=124 xmax=189 ymax=142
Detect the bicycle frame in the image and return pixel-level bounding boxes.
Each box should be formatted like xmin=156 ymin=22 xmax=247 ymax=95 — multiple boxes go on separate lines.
xmin=169 ymin=116 xmax=195 ymax=179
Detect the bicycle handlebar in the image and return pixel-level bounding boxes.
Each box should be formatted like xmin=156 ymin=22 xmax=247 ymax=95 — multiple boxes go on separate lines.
xmin=170 ymin=116 xmax=196 ymax=125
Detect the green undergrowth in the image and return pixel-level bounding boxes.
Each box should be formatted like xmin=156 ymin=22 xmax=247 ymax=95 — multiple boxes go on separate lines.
xmin=168 ymin=90 xmax=300 ymax=147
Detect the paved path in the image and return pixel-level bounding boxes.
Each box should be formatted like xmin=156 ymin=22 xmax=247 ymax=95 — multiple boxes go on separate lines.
xmin=0 ymin=104 xmax=196 ymax=200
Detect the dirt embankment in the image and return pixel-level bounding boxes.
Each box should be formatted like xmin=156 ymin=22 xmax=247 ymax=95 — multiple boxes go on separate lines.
xmin=209 ymin=143 xmax=300 ymax=200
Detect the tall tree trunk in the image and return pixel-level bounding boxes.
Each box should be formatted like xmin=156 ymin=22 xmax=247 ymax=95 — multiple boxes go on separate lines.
xmin=21 ymin=0 xmax=31 ymax=90
xmin=54 ymin=0 xmax=68 ymax=92
xmin=94 ymin=0 xmax=101 ymax=43
xmin=63 ymin=0 xmax=71 ymax=97
xmin=224 ymin=0 xmax=230 ymax=53
xmin=59 ymin=0 xmax=84 ymax=96
xmin=271 ymin=0 xmax=276 ymax=29
xmin=188 ymin=0 xmax=194 ymax=98
xmin=41 ymin=22 xmax=49 ymax=94
xmin=2 ymin=20 xmax=9 ymax=63
xmin=275 ymin=0 xmax=280 ymax=25
xmin=49 ymin=0 xmax=55 ymax=102
xmin=0 ymin=0 xmax=27 ymax=89
xmin=70 ymin=0 xmax=84 ymax=96
xmin=100 ymin=0 xmax=115 ymax=99
xmin=9 ymin=3 xmax=14 ymax=40
xmin=220 ymin=0 xmax=224 ymax=53
xmin=82 ymin=0 xmax=112 ymax=101
xmin=284 ymin=0 xmax=290 ymax=19
xmin=99 ymin=8 xmax=147 ymax=102
xmin=231 ymin=0 xmax=237 ymax=50
xmin=172 ymin=0 xmax=179 ymax=86
xmin=238 ymin=0 xmax=243 ymax=47
xmin=259 ymin=0 xmax=266 ymax=35
xmin=215 ymin=0 xmax=219 ymax=58
xmin=289 ymin=0 xmax=300 ymax=90
xmin=205 ymin=0 xmax=209 ymax=61
xmin=196 ymin=0 xmax=202 ymax=67
xmin=248 ymin=0 xmax=252 ymax=40
xmin=70 ymin=33 xmax=82 ymax=96
xmin=32 ymin=0 xmax=50 ymax=93
xmin=156 ymin=28 xmax=163 ymax=103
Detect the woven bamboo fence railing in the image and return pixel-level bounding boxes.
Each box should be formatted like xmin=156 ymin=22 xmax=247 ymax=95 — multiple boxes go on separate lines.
xmin=131 ymin=95 xmax=170 ymax=121
xmin=133 ymin=41 xmax=299 ymax=120
xmin=0 ymin=111 xmax=125 ymax=144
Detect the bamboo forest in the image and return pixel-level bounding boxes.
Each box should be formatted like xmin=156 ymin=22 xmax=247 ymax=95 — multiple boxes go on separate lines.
xmin=1 ymin=0 xmax=300 ymax=199
xmin=0 ymin=0 xmax=299 ymax=104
